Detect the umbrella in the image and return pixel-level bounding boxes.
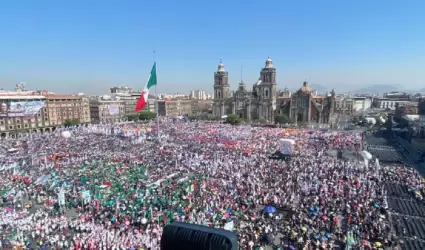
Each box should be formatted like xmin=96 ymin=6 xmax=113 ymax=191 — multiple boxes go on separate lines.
xmin=264 ymin=205 xmax=276 ymax=213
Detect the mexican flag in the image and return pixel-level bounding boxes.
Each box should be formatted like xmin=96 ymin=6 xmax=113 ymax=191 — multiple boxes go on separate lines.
xmin=135 ymin=62 xmax=157 ymax=112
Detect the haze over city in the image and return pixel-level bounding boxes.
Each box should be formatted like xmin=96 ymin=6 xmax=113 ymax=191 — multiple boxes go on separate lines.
xmin=0 ymin=0 xmax=424 ymax=94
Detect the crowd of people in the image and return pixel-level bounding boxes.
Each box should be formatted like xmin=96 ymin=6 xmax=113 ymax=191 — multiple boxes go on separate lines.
xmin=0 ymin=119 xmax=424 ymax=249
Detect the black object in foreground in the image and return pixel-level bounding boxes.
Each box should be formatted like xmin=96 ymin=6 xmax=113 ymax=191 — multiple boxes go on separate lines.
xmin=161 ymin=222 xmax=238 ymax=250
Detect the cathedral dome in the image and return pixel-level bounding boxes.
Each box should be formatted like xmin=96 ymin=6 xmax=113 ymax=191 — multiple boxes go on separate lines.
xmin=217 ymin=60 xmax=225 ymax=72
xmin=298 ymin=81 xmax=313 ymax=94
xmin=265 ymin=57 xmax=273 ymax=68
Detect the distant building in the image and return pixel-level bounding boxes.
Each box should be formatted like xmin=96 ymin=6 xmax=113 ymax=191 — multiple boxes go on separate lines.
xmin=45 ymin=93 xmax=91 ymax=126
xmin=157 ymin=99 xmax=192 ymax=117
xmin=89 ymin=96 xmax=126 ymax=124
xmin=383 ymin=92 xmax=410 ymax=100
xmin=335 ymin=96 xmax=353 ymax=114
xmin=213 ymin=57 xmax=336 ymax=124
xmin=351 ymin=97 xmax=373 ymax=113
xmin=0 ymin=84 xmax=90 ymax=138
xmin=110 ymin=86 xmax=133 ymax=94
xmin=373 ymin=91 xmax=412 ymax=110
xmin=277 ymin=82 xmax=336 ymax=124
xmin=0 ymin=92 xmax=48 ymax=138
xmin=158 ymin=93 xmax=189 ymax=100
xmin=191 ymin=99 xmax=213 ymax=115
xmin=190 ymin=90 xmax=212 ymax=100
xmin=109 ymin=86 xmax=156 ymax=116
xmin=213 ymin=58 xmax=277 ymax=121
xmin=373 ymin=98 xmax=410 ymax=110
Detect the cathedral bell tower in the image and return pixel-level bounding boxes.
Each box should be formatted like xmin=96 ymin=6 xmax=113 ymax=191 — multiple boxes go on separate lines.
xmin=213 ymin=60 xmax=229 ymax=118
xmin=258 ymin=57 xmax=277 ymax=122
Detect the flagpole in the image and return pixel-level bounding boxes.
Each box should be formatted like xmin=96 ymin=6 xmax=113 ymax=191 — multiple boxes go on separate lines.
xmin=154 ymin=50 xmax=159 ymax=139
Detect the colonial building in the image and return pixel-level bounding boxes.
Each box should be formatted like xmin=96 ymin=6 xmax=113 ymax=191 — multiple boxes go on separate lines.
xmin=335 ymin=96 xmax=354 ymax=115
xmin=213 ymin=57 xmax=277 ymax=122
xmin=89 ymin=96 xmax=126 ymax=124
xmin=0 ymin=93 xmax=48 ymax=138
xmin=0 ymin=83 xmax=91 ymax=138
xmin=110 ymin=86 xmax=156 ymax=116
xmin=212 ymin=57 xmax=335 ymax=124
xmin=157 ymin=99 xmax=192 ymax=117
xmin=277 ymin=81 xmax=335 ymax=124
xmin=45 ymin=94 xmax=91 ymax=126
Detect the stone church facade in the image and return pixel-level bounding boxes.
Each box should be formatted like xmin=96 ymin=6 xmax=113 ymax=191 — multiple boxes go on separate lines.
xmin=212 ymin=57 xmax=335 ymax=124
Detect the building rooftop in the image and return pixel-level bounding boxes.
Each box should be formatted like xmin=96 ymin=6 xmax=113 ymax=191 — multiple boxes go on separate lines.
xmin=0 ymin=95 xmax=46 ymax=100
xmin=45 ymin=94 xmax=82 ymax=100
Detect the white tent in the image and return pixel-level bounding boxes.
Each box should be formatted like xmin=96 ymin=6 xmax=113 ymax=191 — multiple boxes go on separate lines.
xmin=279 ymin=138 xmax=295 ymax=155
xmin=61 ymin=131 xmax=72 ymax=138
xmin=361 ymin=150 xmax=372 ymax=160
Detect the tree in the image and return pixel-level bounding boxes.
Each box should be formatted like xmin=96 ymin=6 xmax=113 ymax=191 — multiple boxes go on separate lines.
xmin=187 ymin=115 xmax=197 ymax=121
xmin=225 ymin=114 xmax=241 ymax=125
xmin=259 ymin=118 xmax=268 ymax=124
xmin=127 ymin=114 xmax=139 ymax=122
xmin=275 ymin=115 xmax=290 ymax=124
xmin=64 ymin=119 xmax=80 ymax=127
xmin=138 ymin=111 xmax=157 ymax=120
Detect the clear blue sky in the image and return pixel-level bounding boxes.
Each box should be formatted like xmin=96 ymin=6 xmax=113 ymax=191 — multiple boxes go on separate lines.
xmin=0 ymin=0 xmax=424 ymax=94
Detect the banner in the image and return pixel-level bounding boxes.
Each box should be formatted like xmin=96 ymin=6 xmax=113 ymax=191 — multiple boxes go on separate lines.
xmin=0 ymin=100 xmax=45 ymax=117
xmin=108 ymin=104 xmax=119 ymax=115
xmin=279 ymin=139 xmax=294 ymax=155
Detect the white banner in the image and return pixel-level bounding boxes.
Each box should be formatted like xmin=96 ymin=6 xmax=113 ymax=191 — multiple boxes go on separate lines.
xmin=58 ymin=191 xmax=66 ymax=206
xmin=279 ymin=139 xmax=294 ymax=155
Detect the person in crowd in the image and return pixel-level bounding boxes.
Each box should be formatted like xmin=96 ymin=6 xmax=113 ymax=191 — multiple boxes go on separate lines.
xmin=0 ymin=120 xmax=418 ymax=249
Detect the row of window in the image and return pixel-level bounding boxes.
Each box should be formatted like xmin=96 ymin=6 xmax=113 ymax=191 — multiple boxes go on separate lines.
xmin=52 ymin=107 xmax=85 ymax=111
xmin=6 ymin=123 xmax=43 ymax=130
xmin=50 ymin=110 xmax=88 ymax=116
xmin=377 ymin=101 xmax=403 ymax=107
xmin=48 ymin=99 xmax=88 ymax=102
xmin=336 ymin=104 xmax=353 ymax=109
xmin=0 ymin=117 xmax=47 ymax=125
xmin=48 ymin=102 xmax=88 ymax=106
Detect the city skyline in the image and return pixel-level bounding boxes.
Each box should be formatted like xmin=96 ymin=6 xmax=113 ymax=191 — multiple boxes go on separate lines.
xmin=0 ymin=0 xmax=424 ymax=94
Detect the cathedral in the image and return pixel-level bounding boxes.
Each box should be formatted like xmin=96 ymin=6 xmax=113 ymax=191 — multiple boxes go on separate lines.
xmin=212 ymin=57 xmax=336 ymax=124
